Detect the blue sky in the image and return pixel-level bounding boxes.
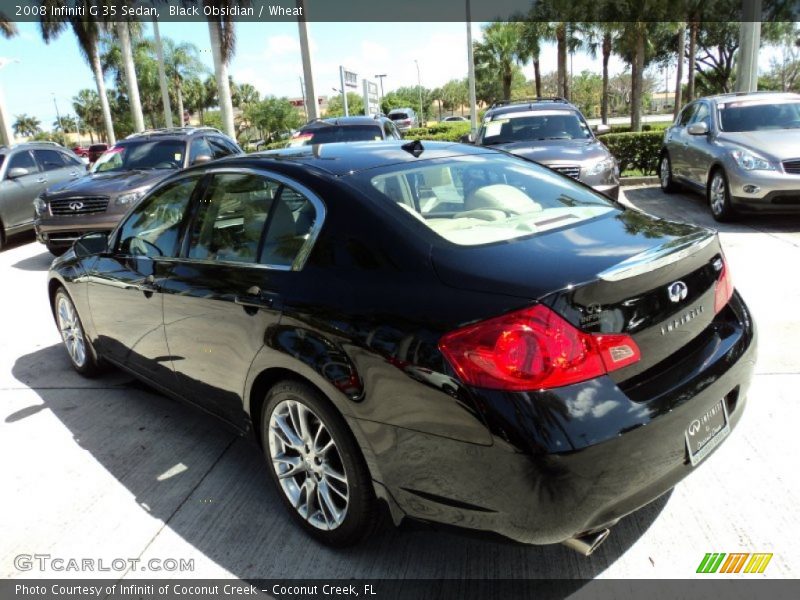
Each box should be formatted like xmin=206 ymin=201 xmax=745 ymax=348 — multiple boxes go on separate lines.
xmin=0 ymin=20 xmax=784 ymax=131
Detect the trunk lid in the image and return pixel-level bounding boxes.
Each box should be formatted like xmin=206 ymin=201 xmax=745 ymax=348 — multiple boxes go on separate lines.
xmin=431 ymin=210 xmax=725 ymax=381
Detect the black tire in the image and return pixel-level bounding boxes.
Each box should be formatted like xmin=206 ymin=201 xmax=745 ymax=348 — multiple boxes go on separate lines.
xmin=659 ymin=152 xmax=680 ymax=193
xmin=707 ymin=168 xmax=737 ymax=222
xmin=0 ymin=223 xmax=5 ymax=252
xmin=260 ymin=379 xmax=378 ymax=547
xmin=53 ymin=287 xmax=103 ymax=376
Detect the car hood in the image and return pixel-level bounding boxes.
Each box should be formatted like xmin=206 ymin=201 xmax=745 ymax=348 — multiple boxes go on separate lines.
xmin=44 ymin=169 xmax=172 ymax=198
xmin=489 ymin=139 xmax=611 ymax=165
xmin=716 ymin=130 xmax=800 ymax=161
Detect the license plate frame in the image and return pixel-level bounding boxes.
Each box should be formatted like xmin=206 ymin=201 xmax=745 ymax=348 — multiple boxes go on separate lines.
xmin=685 ymin=399 xmax=731 ymax=466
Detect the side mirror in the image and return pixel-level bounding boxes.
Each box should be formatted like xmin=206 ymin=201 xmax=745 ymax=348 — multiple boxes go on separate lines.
xmin=74 ymin=231 xmax=109 ymax=258
xmin=594 ymin=123 xmax=611 ymax=134
xmin=687 ymin=121 xmax=709 ymax=136
xmin=6 ymin=167 xmax=29 ymax=180
xmin=192 ymin=154 xmax=213 ymax=165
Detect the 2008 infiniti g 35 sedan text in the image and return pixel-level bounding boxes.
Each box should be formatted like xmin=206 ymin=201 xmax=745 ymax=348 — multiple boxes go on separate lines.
xmin=47 ymin=141 xmax=756 ymax=554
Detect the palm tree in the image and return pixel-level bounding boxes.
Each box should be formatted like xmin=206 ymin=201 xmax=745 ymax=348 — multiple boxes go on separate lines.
xmin=151 ymin=15 xmax=173 ymax=128
xmin=517 ymin=21 xmax=549 ymax=97
xmin=204 ymin=1 xmax=238 ymax=137
xmin=235 ymin=83 xmax=260 ymax=108
xmin=0 ymin=13 xmax=17 ymax=145
xmin=13 ymin=114 xmax=41 ymax=137
xmin=674 ymin=24 xmax=686 ymax=118
xmin=162 ymin=39 xmax=205 ymax=127
xmin=73 ymin=89 xmax=105 ymax=142
xmin=53 ymin=115 xmax=78 ymax=133
xmin=474 ymin=22 xmax=523 ymax=102
xmin=40 ymin=0 xmax=116 ymax=143
xmin=115 ymin=16 xmax=145 ymax=132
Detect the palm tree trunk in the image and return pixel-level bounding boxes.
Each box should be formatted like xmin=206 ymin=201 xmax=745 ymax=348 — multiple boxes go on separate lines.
xmin=117 ymin=21 xmax=145 ymax=133
xmin=152 ymin=17 xmax=173 ymax=128
xmin=687 ymin=20 xmax=697 ymax=101
xmin=602 ymin=32 xmax=611 ymax=124
xmin=207 ymin=20 xmax=236 ymax=138
xmin=177 ymin=85 xmax=185 ymax=127
xmin=89 ymin=44 xmax=116 ymax=144
xmin=533 ymin=57 xmax=542 ymax=97
xmin=631 ymin=26 xmax=645 ymax=132
xmin=503 ymin=66 xmax=512 ymax=101
xmin=556 ymin=24 xmax=567 ymax=98
xmin=674 ymin=25 xmax=686 ymax=119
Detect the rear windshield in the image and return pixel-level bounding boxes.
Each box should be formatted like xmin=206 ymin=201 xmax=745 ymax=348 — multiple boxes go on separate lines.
xmin=354 ymin=154 xmax=614 ymax=246
xmin=389 ymin=113 xmax=409 ymax=120
xmin=92 ymin=140 xmax=186 ymax=173
xmin=288 ymin=125 xmax=382 ymax=146
xmin=718 ymin=100 xmax=800 ymax=132
xmin=480 ymin=110 xmax=592 ymax=144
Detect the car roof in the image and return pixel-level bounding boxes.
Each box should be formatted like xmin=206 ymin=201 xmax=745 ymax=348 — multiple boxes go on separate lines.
xmin=122 ymin=126 xmax=229 ymax=142
xmin=0 ymin=141 xmax=69 ymax=152
xmin=486 ymin=99 xmax=580 ymax=119
xmin=301 ymin=116 xmax=384 ymax=129
xmin=214 ymin=140 xmax=494 ymax=177
xmin=703 ymin=91 xmax=800 ymax=105
xmin=388 ymin=108 xmax=414 ymax=113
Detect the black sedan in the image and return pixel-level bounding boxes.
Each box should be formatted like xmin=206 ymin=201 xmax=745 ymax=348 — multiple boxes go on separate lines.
xmin=47 ymin=141 xmax=756 ymax=553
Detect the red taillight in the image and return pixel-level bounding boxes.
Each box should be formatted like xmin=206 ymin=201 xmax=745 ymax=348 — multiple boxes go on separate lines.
xmin=438 ymin=305 xmax=640 ymax=391
xmin=714 ymin=257 xmax=734 ymax=314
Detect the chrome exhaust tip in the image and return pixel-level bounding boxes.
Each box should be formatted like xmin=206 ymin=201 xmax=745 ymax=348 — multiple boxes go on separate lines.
xmin=561 ymin=528 xmax=610 ymax=556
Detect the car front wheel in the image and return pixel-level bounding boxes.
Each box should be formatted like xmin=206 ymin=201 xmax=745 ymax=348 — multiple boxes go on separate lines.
xmin=659 ymin=153 xmax=679 ymax=193
xmin=708 ymin=169 xmax=736 ymax=222
xmin=261 ymin=380 xmax=378 ymax=546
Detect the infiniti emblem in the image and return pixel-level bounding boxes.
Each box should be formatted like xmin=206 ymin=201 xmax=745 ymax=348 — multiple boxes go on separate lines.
xmin=667 ymin=280 xmax=688 ymax=303
xmin=688 ymin=420 xmax=701 ymax=435
xmin=68 ymin=201 xmax=84 ymax=211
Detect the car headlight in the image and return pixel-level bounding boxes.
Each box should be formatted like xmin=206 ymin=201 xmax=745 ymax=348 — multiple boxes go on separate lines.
xmin=115 ymin=189 xmax=148 ymax=207
xmin=586 ymin=157 xmax=616 ymax=176
xmin=34 ymin=195 xmax=47 ymax=216
xmin=730 ymin=150 xmax=775 ymax=171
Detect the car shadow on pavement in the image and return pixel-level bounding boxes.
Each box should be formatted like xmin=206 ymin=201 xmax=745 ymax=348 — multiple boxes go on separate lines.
xmin=12 ymin=250 xmax=54 ymax=272
xmin=11 ymin=344 xmax=669 ymax=586
xmin=622 ymin=186 xmax=800 ymax=233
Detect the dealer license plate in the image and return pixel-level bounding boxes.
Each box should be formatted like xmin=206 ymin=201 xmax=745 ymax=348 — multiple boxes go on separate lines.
xmin=685 ymin=400 xmax=731 ymax=466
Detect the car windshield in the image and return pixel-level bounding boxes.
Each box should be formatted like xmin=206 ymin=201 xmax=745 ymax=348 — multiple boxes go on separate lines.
xmin=480 ymin=110 xmax=592 ymax=144
xmin=288 ymin=126 xmax=382 ymax=146
xmin=354 ymin=154 xmax=615 ymax=246
xmin=718 ymin=100 xmax=800 ymax=132
xmin=92 ymin=140 xmax=186 ymax=173
xmin=389 ymin=113 xmax=409 ymax=120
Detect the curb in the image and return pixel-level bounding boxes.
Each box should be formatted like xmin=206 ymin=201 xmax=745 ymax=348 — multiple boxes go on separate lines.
xmin=621 ymin=176 xmax=659 ymax=186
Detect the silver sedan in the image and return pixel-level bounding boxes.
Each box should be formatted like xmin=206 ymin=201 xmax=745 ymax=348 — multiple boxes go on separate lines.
xmin=659 ymin=91 xmax=800 ymax=221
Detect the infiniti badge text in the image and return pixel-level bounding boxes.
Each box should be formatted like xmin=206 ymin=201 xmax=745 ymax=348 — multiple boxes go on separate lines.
xmin=661 ymin=305 xmax=705 ymax=336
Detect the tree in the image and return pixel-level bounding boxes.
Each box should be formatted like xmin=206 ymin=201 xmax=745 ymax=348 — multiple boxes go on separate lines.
xmin=474 ymin=22 xmax=524 ymax=102
xmin=53 ymin=115 xmax=78 ymax=133
xmin=328 ymin=93 xmax=364 ymax=117
xmin=517 ymin=21 xmax=549 ymax=97
xmin=244 ymin=97 xmax=301 ymax=141
xmin=204 ymin=1 xmax=238 ymax=137
xmin=40 ymin=0 xmax=116 ymax=143
xmin=115 ymin=16 xmax=144 ymax=132
xmin=73 ymin=89 xmax=103 ymax=142
xmin=163 ymin=39 xmax=206 ymax=127
xmin=236 ymin=83 xmax=260 ymax=108
xmin=13 ymin=114 xmax=41 ymax=137
xmin=440 ymin=79 xmax=469 ymax=115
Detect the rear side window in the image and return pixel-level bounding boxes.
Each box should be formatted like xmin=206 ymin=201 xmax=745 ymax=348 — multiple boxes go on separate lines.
xmin=33 ymin=149 xmax=68 ymax=171
xmin=289 ymin=125 xmax=382 ymax=146
xmin=260 ymin=187 xmax=317 ymax=268
xmin=360 ymin=155 xmax=614 ymax=246
xmin=187 ymin=173 xmax=280 ymax=264
xmin=389 ymin=112 xmax=409 ymax=121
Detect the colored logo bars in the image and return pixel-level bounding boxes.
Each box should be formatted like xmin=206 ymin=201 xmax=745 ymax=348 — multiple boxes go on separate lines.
xmin=697 ymin=553 xmax=773 ymax=574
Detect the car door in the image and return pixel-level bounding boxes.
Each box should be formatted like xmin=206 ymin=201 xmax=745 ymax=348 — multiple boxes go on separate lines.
xmin=32 ymin=148 xmax=83 ymax=189
xmin=665 ymin=103 xmax=697 ymax=181
xmin=86 ymin=174 xmax=202 ymax=388
xmin=683 ymin=101 xmax=714 ymax=186
xmin=1 ymin=150 xmax=46 ymax=230
xmin=160 ymin=170 xmax=322 ymax=427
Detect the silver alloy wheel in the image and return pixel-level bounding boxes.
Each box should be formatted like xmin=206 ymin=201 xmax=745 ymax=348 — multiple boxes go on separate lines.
xmin=56 ymin=294 xmax=87 ymax=368
xmin=268 ymin=399 xmax=349 ymax=530
xmin=710 ymin=172 xmax=727 ymax=216
xmin=660 ymin=156 xmax=670 ymax=188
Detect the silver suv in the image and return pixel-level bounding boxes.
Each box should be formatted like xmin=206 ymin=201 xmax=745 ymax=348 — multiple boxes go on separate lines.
xmin=660 ymin=91 xmax=800 ymax=221
xmin=0 ymin=142 xmax=84 ymax=251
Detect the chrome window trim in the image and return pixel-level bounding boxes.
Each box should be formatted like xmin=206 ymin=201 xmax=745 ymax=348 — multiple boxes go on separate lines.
xmin=113 ymin=166 xmax=326 ymax=273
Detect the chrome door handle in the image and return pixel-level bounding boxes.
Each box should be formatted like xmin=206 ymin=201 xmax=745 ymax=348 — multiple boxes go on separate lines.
xmin=36 ymin=178 xmax=47 ymax=183
xmin=235 ymin=286 xmax=280 ymax=312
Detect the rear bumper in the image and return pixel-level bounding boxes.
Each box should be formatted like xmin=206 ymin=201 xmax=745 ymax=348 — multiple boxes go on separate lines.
xmin=34 ymin=213 xmax=120 ymax=248
xmin=371 ymin=291 xmax=756 ymax=545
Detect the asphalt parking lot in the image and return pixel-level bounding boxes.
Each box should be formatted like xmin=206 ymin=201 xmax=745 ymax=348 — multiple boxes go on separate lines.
xmin=1 ymin=185 xmax=799 ymax=583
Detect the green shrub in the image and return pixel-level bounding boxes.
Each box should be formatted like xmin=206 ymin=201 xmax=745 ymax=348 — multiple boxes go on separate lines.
xmin=600 ymin=131 xmax=664 ymax=175
xmin=402 ymin=124 xmax=469 ymax=142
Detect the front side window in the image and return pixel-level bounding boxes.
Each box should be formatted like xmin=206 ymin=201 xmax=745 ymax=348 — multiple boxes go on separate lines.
xmin=117 ymin=176 xmax=200 ymax=258
xmin=187 ymin=173 xmax=279 ymax=264
xmin=718 ymin=99 xmax=800 ymax=132
xmin=678 ymin=104 xmax=697 ymax=126
xmin=357 ymin=155 xmax=614 ymax=246
xmin=691 ymin=103 xmax=710 ymax=126
xmin=94 ymin=140 xmax=186 ymax=173
xmin=189 ymin=137 xmax=213 ymax=164
xmin=33 ymin=149 xmax=68 ymax=172
xmin=479 ymin=110 xmax=592 ymax=145
xmin=7 ymin=150 xmax=38 ymax=173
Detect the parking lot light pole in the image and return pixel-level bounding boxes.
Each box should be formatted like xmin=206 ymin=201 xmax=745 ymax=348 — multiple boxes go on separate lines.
xmin=466 ymin=0 xmax=478 ymax=133
xmin=375 ymin=74 xmax=387 ymax=100
xmin=414 ymin=60 xmax=423 ymax=125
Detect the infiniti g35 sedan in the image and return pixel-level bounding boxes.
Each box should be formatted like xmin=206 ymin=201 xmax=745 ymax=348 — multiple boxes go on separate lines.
xmin=47 ymin=141 xmax=756 ymax=553
xmin=660 ymin=91 xmax=800 ymax=221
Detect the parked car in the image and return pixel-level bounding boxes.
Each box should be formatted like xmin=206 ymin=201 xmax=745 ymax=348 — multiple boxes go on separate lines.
xmin=0 ymin=142 xmax=85 ymax=251
xmin=441 ymin=115 xmax=468 ymax=122
xmin=466 ymin=98 xmax=619 ymax=200
xmin=387 ymin=108 xmax=419 ymax=131
xmin=660 ymin=91 xmax=800 ymax=221
xmin=47 ymin=141 xmax=754 ymax=552
xmin=87 ymin=143 xmax=109 ymax=164
xmin=287 ymin=116 xmax=402 ymax=147
xmin=35 ymin=127 xmax=242 ymax=254
xmin=72 ymin=146 xmax=89 ymax=158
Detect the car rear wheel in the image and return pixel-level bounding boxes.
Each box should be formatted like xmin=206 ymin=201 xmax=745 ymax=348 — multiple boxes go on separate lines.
xmin=54 ymin=287 xmax=102 ymax=376
xmin=659 ymin=153 xmax=679 ymax=193
xmin=260 ymin=380 xmax=378 ymax=546
xmin=708 ymin=169 xmax=736 ymax=222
